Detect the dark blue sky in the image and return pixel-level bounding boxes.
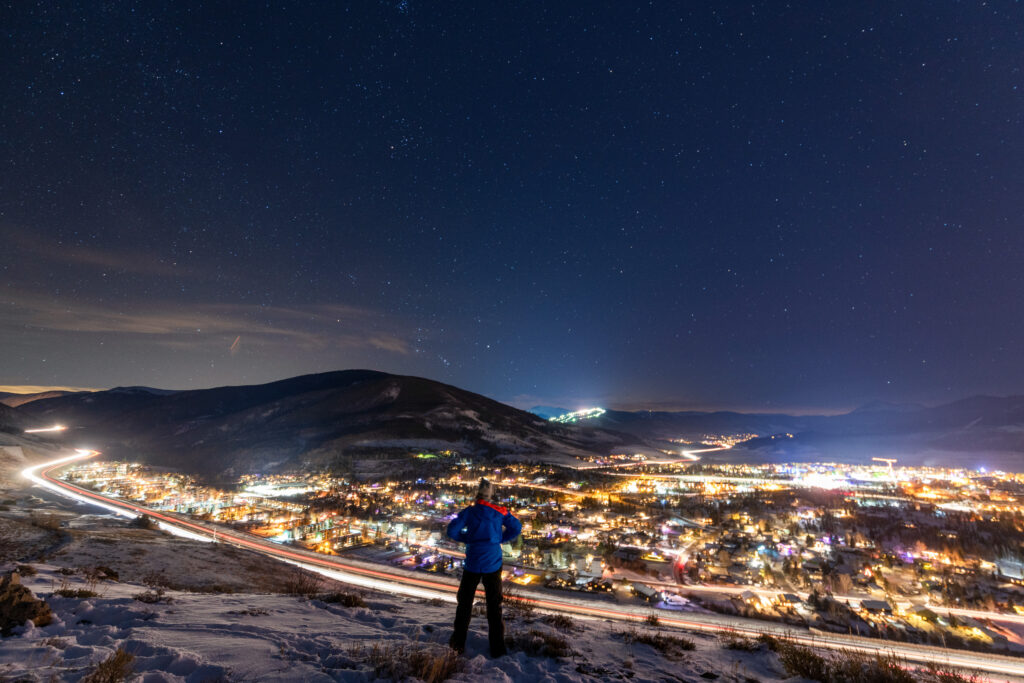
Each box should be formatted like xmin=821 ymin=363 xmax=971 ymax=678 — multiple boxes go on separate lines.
xmin=2 ymin=2 xmax=1022 ymax=412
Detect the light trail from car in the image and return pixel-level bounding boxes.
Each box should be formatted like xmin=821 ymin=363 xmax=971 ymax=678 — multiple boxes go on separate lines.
xmin=23 ymin=424 xmax=67 ymax=434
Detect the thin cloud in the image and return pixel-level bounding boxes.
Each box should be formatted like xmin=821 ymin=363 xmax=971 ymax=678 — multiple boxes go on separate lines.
xmin=1 ymin=223 xmax=204 ymax=279
xmin=0 ymin=293 xmax=411 ymax=355
xmin=0 ymin=385 xmax=98 ymax=394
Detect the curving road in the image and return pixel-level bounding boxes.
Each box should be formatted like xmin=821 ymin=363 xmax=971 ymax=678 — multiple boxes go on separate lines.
xmin=22 ymin=449 xmax=1024 ymax=681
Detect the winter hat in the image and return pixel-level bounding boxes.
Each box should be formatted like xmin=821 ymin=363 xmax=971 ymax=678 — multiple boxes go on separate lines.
xmin=476 ymin=477 xmax=494 ymax=501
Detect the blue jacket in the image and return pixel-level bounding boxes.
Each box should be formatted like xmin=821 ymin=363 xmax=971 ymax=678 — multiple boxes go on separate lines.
xmin=446 ymin=499 xmax=522 ymax=574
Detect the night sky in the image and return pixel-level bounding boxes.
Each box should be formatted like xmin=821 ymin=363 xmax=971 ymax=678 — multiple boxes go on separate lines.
xmin=2 ymin=2 xmax=1022 ymax=413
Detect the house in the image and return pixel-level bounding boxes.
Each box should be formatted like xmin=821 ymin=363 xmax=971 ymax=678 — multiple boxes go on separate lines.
xmin=860 ymin=599 xmax=893 ymax=614
xmin=777 ymin=593 xmax=803 ymax=608
xmin=632 ymin=582 xmax=660 ymax=601
xmin=908 ymin=605 xmax=937 ymax=621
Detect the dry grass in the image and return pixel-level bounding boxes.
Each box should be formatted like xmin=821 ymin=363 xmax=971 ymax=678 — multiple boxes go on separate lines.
xmin=543 ymin=613 xmax=579 ymax=631
xmin=133 ymin=587 xmax=172 ymax=604
xmin=82 ymin=648 xmax=134 ymax=683
xmin=619 ymin=627 xmax=695 ymax=660
xmin=505 ymin=628 xmax=574 ymax=658
xmin=501 ymin=581 xmax=535 ymax=619
xmin=352 ymin=641 xmax=463 ymax=683
xmin=320 ymin=590 xmax=366 ymax=608
xmin=720 ymin=632 xmax=761 ymax=651
xmin=52 ymin=580 xmax=99 ymax=599
xmin=758 ymin=635 xmax=980 ymax=683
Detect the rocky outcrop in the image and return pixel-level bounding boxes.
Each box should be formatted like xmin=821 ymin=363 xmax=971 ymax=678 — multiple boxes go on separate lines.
xmin=0 ymin=571 xmax=53 ymax=636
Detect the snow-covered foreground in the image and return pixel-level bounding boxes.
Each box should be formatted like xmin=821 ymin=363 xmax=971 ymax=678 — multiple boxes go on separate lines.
xmin=1 ymin=563 xmax=803 ymax=682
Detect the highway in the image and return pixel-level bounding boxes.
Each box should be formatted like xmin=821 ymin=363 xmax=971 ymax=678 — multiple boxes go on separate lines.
xmin=22 ymin=449 xmax=1024 ymax=681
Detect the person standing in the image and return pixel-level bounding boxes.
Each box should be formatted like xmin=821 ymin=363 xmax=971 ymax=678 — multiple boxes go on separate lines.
xmin=446 ymin=477 xmax=522 ymax=657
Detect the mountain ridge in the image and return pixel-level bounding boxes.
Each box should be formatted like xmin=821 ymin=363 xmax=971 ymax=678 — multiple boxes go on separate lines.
xmin=19 ymin=370 xmax=634 ymax=476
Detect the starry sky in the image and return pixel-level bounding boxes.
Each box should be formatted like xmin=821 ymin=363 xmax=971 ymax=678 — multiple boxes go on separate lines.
xmin=2 ymin=2 xmax=1022 ymax=413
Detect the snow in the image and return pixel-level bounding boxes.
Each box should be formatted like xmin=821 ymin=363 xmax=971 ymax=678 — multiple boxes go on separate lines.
xmin=2 ymin=563 xmax=797 ymax=682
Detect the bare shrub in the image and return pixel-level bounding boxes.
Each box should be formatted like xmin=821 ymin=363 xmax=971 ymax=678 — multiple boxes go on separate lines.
xmin=763 ymin=636 xmax=831 ymax=682
xmin=505 ymin=628 xmax=574 ymax=658
xmin=15 ymin=564 xmax=37 ymax=577
xmin=80 ymin=565 xmax=117 ymax=594
xmin=52 ymin=580 xmax=98 ymax=599
xmin=644 ymin=613 xmax=660 ymax=626
xmin=320 ymin=590 xmax=366 ymax=608
xmin=543 ymin=613 xmax=579 ymax=631
xmin=502 ymin=581 xmax=535 ymax=619
xmin=281 ymin=568 xmax=323 ymax=598
xmin=85 ymin=566 xmax=119 ymax=582
xmin=131 ymin=514 xmax=159 ymax=530
xmin=133 ymin=587 xmax=172 ymax=604
xmin=141 ymin=570 xmax=170 ymax=588
xmin=82 ymin=647 xmax=134 ymax=683
xmin=720 ymin=632 xmax=761 ymax=651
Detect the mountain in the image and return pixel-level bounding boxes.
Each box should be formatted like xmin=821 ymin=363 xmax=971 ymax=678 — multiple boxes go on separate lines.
xmin=19 ymin=370 xmax=633 ymax=477
xmin=577 ymin=397 xmax=1024 ymax=469
xmin=850 ymin=399 xmax=926 ymax=414
xmin=0 ymin=390 xmax=79 ymax=408
xmin=527 ymin=405 xmax=570 ymax=420
xmin=589 ymin=409 xmax=807 ymax=441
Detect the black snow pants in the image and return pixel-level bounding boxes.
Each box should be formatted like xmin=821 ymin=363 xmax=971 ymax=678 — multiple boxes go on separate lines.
xmin=449 ymin=568 xmax=506 ymax=657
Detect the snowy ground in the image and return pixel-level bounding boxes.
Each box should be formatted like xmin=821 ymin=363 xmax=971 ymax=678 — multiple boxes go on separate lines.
xmin=1 ymin=562 xmax=800 ymax=682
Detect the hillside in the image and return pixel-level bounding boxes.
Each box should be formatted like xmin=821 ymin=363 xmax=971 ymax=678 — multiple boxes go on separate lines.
xmin=0 ymin=400 xmax=58 ymax=442
xmin=19 ymin=371 xmax=633 ymax=477
xmin=0 ymin=562 xmax=798 ymax=683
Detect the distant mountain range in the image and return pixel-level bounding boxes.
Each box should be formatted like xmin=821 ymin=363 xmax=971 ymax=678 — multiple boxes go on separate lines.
xmin=14 ymin=371 xmax=634 ymax=477
xmin=583 ymin=397 xmax=1024 ymax=469
xmin=6 ymin=371 xmax=1024 ymax=475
